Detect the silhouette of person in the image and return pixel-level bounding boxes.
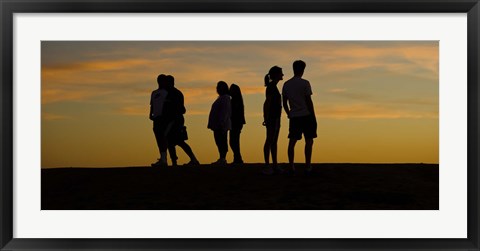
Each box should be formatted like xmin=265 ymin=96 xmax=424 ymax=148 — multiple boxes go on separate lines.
xmin=207 ymin=81 xmax=231 ymax=166
xmin=164 ymin=75 xmax=200 ymax=166
xmin=262 ymin=66 xmax=284 ymax=175
xmin=229 ymin=83 xmax=246 ymax=165
xmin=282 ymin=60 xmax=317 ymax=174
xmin=150 ymin=74 xmax=170 ymax=167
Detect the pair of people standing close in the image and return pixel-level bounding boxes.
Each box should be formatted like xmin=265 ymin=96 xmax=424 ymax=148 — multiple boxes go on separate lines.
xmin=208 ymin=81 xmax=246 ymax=165
xmin=263 ymin=60 xmax=317 ymax=175
xmin=150 ymin=74 xmax=199 ymax=167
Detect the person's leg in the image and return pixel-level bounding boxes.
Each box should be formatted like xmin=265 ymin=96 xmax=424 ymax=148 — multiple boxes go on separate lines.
xmin=159 ymin=139 xmax=168 ymax=164
xmin=271 ymin=119 xmax=280 ymax=168
xmin=177 ymin=141 xmax=198 ymax=163
xmin=154 ymin=121 xmax=168 ymax=152
xmin=288 ymin=139 xmax=297 ymax=171
xmin=153 ymin=123 xmax=162 ymax=157
xmin=219 ymin=130 xmax=228 ymax=159
xmin=287 ymin=117 xmax=301 ymax=172
xmin=271 ymin=136 xmax=277 ymax=167
xmin=167 ymin=121 xmax=181 ymax=166
xmin=168 ymin=144 xmax=178 ymax=166
xmin=229 ymin=129 xmax=242 ymax=163
xmin=305 ymin=138 xmax=313 ymax=169
xmin=304 ymin=115 xmax=317 ymax=171
xmin=264 ymin=127 xmax=274 ymax=165
xmin=153 ymin=120 xmax=168 ymax=166
xmin=161 ymin=121 xmax=175 ymax=161
xmin=236 ymin=129 xmax=243 ymax=163
xmin=262 ymin=126 xmax=276 ymax=174
xmin=213 ymin=130 xmax=223 ymax=160
xmin=214 ymin=130 xmax=228 ymax=161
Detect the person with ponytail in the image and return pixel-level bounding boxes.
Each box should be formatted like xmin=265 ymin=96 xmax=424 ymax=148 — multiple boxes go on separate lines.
xmin=262 ymin=66 xmax=283 ymax=175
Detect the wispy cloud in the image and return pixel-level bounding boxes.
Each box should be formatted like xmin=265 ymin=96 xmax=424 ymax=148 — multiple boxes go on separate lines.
xmin=43 ymin=58 xmax=154 ymax=72
xmin=327 ymin=88 xmax=347 ymax=93
xmin=284 ymin=42 xmax=439 ymax=81
xmin=116 ymin=106 xmax=147 ymax=116
xmin=318 ymin=103 xmax=438 ymax=120
xmin=42 ymin=88 xmax=115 ymax=104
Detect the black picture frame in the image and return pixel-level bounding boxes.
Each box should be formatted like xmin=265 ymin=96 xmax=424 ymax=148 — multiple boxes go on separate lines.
xmin=1 ymin=0 xmax=479 ymax=250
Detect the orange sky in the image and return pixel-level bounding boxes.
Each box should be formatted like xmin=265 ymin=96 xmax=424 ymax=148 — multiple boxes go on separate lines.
xmin=41 ymin=41 xmax=438 ymax=167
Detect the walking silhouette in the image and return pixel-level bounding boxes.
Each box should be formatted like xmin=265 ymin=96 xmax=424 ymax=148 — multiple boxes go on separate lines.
xmin=164 ymin=75 xmax=200 ymax=166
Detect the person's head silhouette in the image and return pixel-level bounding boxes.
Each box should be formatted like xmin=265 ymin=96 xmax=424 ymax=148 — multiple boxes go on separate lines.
xmin=217 ymin=81 xmax=229 ymax=96
xmin=157 ymin=74 xmax=167 ymax=89
xmin=229 ymin=84 xmax=243 ymax=100
xmin=265 ymin=66 xmax=283 ymax=86
xmin=293 ymin=60 xmax=306 ymax=77
xmin=166 ymin=75 xmax=175 ymax=89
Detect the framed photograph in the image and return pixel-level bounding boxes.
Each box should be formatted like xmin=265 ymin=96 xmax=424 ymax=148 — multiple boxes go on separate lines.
xmin=1 ymin=0 xmax=479 ymax=250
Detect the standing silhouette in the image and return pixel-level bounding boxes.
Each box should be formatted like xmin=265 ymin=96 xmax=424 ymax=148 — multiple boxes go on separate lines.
xmin=208 ymin=81 xmax=232 ymax=166
xmin=229 ymin=83 xmax=246 ymax=165
xmin=164 ymin=75 xmax=200 ymax=167
xmin=282 ymin=60 xmax=317 ymax=175
xmin=262 ymin=66 xmax=284 ymax=175
xmin=150 ymin=74 xmax=170 ymax=167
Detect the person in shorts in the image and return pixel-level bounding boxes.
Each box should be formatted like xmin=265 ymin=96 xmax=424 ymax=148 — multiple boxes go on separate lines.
xmin=282 ymin=60 xmax=317 ymax=174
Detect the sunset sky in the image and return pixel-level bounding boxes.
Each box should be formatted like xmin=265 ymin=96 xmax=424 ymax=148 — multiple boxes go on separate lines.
xmin=41 ymin=41 xmax=438 ymax=167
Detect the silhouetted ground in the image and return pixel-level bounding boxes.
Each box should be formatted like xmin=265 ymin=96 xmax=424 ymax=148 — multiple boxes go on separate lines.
xmin=41 ymin=163 xmax=438 ymax=210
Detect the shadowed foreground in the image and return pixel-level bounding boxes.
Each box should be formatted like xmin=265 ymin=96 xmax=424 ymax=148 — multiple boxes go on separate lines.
xmin=42 ymin=163 xmax=438 ymax=210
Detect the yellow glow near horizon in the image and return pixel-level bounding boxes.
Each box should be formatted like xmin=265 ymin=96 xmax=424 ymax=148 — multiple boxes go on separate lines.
xmin=41 ymin=41 xmax=438 ymax=167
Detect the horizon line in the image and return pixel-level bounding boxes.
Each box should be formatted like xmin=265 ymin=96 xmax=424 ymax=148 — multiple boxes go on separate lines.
xmin=41 ymin=162 xmax=440 ymax=169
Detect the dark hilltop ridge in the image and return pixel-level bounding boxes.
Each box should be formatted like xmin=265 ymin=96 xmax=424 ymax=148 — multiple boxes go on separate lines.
xmin=42 ymin=163 xmax=438 ymax=210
